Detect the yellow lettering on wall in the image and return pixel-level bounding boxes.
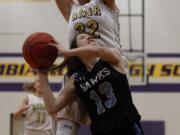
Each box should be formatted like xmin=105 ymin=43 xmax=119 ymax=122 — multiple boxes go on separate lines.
xmin=0 ymin=63 xmax=65 ymax=77
xmin=0 ymin=62 xmax=180 ymax=78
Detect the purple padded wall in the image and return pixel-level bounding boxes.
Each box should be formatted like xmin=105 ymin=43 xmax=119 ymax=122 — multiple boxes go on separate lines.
xmin=78 ymin=121 xmax=165 ymax=135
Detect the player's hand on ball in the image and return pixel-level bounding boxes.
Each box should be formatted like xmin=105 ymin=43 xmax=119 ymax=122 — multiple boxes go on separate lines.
xmin=34 ymin=68 xmax=49 ymax=75
xmin=49 ymin=40 xmax=68 ymax=56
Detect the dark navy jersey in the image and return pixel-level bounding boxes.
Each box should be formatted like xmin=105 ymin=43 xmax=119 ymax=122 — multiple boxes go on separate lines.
xmin=74 ymin=59 xmax=141 ymax=133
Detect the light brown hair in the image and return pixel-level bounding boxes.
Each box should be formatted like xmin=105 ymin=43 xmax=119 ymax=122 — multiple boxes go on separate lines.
xmin=23 ymin=82 xmax=36 ymax=93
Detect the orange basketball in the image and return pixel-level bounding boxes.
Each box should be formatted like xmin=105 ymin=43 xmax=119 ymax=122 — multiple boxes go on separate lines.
xmin=22 ymin=32 xmax=58 ymax=68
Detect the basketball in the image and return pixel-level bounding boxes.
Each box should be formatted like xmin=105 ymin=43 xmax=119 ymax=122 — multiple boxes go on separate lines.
xmin=22 ymin=32 xmax=58 ymax=68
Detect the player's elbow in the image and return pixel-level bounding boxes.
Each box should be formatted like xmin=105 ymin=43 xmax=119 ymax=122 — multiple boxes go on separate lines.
xmin=45 ymin=104 xmax=60 ymax=115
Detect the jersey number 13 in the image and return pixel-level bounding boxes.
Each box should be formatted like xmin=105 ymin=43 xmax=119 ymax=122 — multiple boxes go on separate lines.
xmin=90 ymin=82 xmax=117 ymax=115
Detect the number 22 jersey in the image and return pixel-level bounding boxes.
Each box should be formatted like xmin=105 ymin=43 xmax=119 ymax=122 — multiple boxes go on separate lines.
xmin=68 ymin=0 xmax=121 ymax=49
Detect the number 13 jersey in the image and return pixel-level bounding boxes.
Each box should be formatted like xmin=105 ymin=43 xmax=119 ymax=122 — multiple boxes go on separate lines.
xmin=74 ymin=59 xmax=141 ymax=133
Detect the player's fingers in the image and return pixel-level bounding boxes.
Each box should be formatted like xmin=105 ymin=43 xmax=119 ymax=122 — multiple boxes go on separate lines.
xmin=48 ymin=43 xmax=58 ymax=47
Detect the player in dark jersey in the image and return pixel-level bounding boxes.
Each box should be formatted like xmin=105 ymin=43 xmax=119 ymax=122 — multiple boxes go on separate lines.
xmin=36 ymin=33 xmax=144 ymax=135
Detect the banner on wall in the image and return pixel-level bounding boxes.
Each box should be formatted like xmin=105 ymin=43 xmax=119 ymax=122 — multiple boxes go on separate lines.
xmin=1 ymin=55 xmax=180 ymax=82
xmin=0 ymin=54 xmax=65 ymax=91
xmin=0 ymin=53 xmax=180 ymax=91
xmin=0 ymin=55 xmax=65 ymax=83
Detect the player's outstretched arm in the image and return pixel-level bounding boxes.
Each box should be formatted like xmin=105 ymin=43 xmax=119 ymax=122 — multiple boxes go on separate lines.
xmin=36 ymin=70 xmax=76 ymax=114
xmin=58 ymin=45 xmax=120 ymax=65
xmin=14 ymin=96 xmax=28 ymax=119
xmin=55 ymin=0 xmax=74 ymax=21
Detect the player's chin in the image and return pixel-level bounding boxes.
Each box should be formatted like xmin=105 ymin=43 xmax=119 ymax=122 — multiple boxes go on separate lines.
xmin=92 ymin=43 xmax=97 ymax=46
xmin=88 ymin=41 xmax=97 ymax=46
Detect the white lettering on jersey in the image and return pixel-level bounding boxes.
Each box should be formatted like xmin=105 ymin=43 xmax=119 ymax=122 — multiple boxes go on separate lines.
xmin=79 ymin=67 xmax=110 ymax=92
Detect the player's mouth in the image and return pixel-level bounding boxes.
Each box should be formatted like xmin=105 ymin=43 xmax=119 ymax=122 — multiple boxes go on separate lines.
xmin=88 ymin=39 xmax=96 ymax=45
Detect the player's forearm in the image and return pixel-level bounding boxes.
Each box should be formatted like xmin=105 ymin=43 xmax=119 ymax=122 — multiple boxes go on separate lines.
xmin=37 ymin=72 xmax=58 ymax=114
xmin=14 ymin=106 xmax=26 ymax=119
xmin=64 ymin=45 xmax=118 ymax=62
xmin=64 ymin=46 xmax=100 ymax=58
xmin=14 ymin=110 xmax=23 ymax=118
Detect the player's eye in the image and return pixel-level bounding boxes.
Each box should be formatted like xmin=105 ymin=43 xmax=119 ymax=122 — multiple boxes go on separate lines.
xmin=79 ymin=35 xmax=86 ymax=40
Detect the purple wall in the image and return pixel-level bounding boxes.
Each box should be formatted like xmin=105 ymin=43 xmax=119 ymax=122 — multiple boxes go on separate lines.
xmin=78 ymin=121 xmax=165 ymax=135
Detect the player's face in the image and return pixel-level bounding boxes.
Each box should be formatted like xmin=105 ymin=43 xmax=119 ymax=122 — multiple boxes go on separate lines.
xmin=34 ymin=78 xmax=41 ymax=93
xmin=76 ymin=33 xmax=97 ymax=47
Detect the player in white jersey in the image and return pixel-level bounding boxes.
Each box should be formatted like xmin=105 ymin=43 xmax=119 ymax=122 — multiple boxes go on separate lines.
xmin=54 ymin=0 xmax=127 ymax=135
xmin=14 ymin=79 xmax=53 ymax=135
xmin=56 ymin=0 xmax=121 ymax=49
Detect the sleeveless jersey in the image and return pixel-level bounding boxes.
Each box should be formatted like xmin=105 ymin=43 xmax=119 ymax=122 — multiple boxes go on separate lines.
xmin=74 ymin=60 xmax=141 ymax=133
xmin=24 ymin=94 xmax=52 ymax=131
xmin=68 ymin=0 xmax=121 ymax=49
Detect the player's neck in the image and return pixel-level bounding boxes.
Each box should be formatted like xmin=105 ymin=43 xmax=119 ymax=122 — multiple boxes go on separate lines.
xmin=78 ymin=0 xmax=89 ymax=5
xmin=83 ymin=58 xmax=99 ymax=71
xmin=35 ymin=91 xmax=42 ymax=97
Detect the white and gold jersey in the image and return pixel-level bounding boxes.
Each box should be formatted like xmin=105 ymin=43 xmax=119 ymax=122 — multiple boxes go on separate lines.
xmin=68 ymin=0 xmax=121 ymax=49
xmin=24 ymin=94 xmax=52 ymax=131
